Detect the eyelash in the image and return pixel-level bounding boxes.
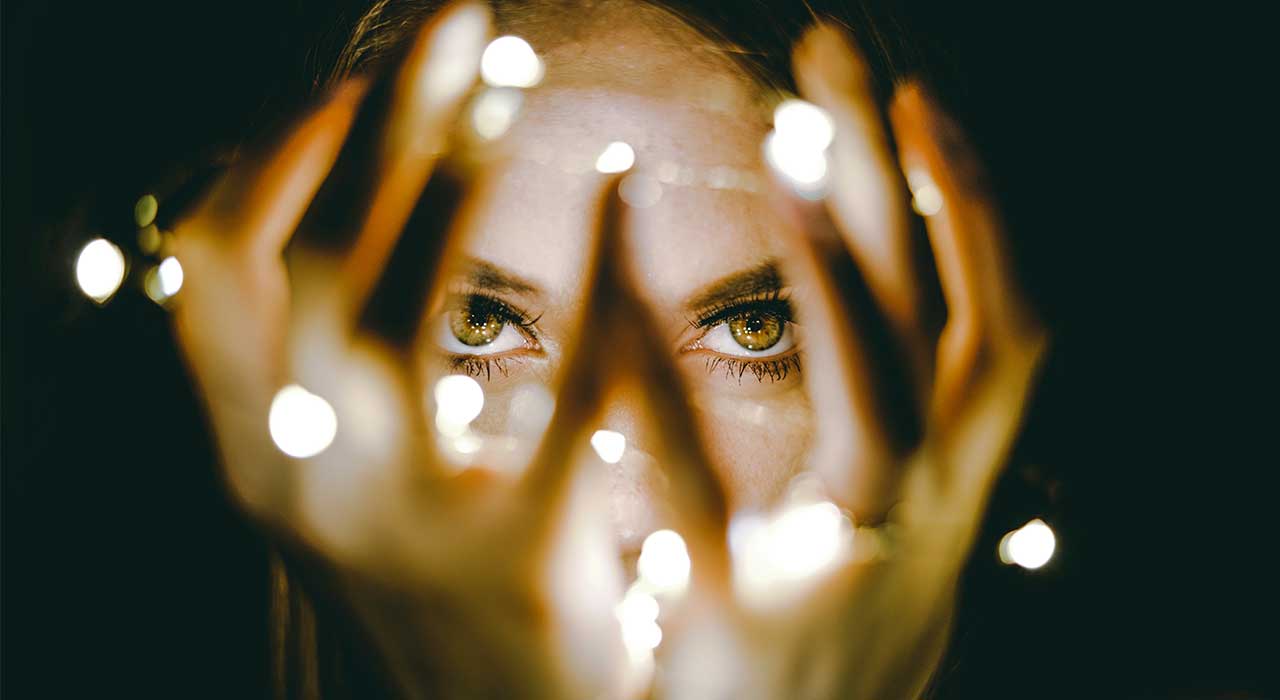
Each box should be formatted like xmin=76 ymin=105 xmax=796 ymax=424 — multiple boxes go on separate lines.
xmin=439 ymin=292 xmax=543 ymax=378
xmin=703 ymin=354 xmax=802 ymax=383
xmin=688 ymin=290 xmax=803 ymax=383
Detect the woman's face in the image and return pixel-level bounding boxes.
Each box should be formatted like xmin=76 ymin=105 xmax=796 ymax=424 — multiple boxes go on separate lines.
xmin=424 ymin=17 xmax=813 ymax=552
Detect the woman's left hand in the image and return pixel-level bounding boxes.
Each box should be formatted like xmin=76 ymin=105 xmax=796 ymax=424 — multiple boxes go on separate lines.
xmin=656 ymin=24 xmax=1049 ymax=700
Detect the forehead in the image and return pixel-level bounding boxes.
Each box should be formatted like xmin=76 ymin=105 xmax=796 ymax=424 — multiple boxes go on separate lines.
xmin=454 ymin=26 xmax=789 ymax=310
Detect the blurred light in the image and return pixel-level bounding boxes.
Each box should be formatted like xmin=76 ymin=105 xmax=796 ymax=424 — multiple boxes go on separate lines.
xmin=907 ymin=169 xmax=943 ymax=216
xmin=480 ymin=35 xmax=544 ymax=88
xmin=508 ymin=382 xmax=555 ymax=439
xmin=765 ymin=99 xmax=834 ymax=199
xmin=471 ymin=87 xmax=524 ymax=140
xmin=269 ymin=384 xmax=338 ymax=458
xmin=618 ymin=173 xmax=662 ymax=208
xmin=617 ymin=583 xmax=663 ymax=655
xmin=595 ymin=141 xmax=635 ymax=174
xmin=764 ymin=131 xmax=828 ymax=193
xmin=134 ymin=194 xmax=158 ymax=228
xmin=434 ymin=375 xmax=485 ymax=437
xmin=137 ymin=224 xmax=163 ymax=254
xmin=75 ymin=238 xmax=126 ymax=303
xmin=158 ymin=256 xmax=183 ymax=295
xmin=999 ymin=518 xmax=1056 ymax=569
xmin=730 ymin=500 xmax=853 ymax=607
xmin=452 ymin=433 xmax=484 ymax=454
xmin=773 ymin=99 xmax=835 ymax=152
xmin=590 ymin=429 xmax=626 ymax=463
xmin=637 ymin=529 xmax=691 ymax=594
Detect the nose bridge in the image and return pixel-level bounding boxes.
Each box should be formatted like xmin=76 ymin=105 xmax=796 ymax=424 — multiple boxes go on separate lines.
xmin=595 ymin=373 xmax=655 ymax=452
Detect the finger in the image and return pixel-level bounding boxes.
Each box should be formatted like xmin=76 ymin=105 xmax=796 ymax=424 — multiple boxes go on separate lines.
xmin=792 ymin=24 xmax=927 ymax=365
xmin=888 ymin=83 xmax=1046 ymax=423
xmin=768 ymin=180 xmax=901 ymax=524
xmin=181 ymin=78 xmax=368 ymax=257
xmin=293 ymin=0 xmax=490 ymax=318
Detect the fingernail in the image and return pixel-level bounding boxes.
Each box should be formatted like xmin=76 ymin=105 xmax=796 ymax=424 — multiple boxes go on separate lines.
xmin=420 ymin=2 xmax=491 ymax=106
xmin=796 ymin=23 xmax=871 ymax=95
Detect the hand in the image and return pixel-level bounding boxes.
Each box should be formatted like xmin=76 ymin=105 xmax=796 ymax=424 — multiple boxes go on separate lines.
xmin=658 ymin=24 xmax=1048 ymax=700
xmin=168 ymin=3 xmax=643 ymax=697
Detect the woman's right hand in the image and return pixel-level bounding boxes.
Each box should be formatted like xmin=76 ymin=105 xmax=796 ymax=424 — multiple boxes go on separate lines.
xmin=167 ymin=3 xmax=646 ymax=696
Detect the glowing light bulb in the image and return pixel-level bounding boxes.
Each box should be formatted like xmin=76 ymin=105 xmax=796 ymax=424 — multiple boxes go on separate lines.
xmin=471 ymin=87 xmax=524 ymax=140
xmin=434 ymin=375 xmax=485 ymax=437
xmin=617 ymin=584 xmax=663 ymax=652
xmin=75 ymin=238 xmax=126 ymax=303
xmin=637 ymin=529 xmax=691 ymax=594
xmin=268 ymin=384 xmax=338 ymax=458
xmin=999 ymin=518 xmax=1056 ymax=569
xmin=907 ymin=169 xmax=944 ymax=216
xmin=590 ymin=429 xmax=626 ymax=463
xmin=773 ymin=99 xmax=835 ymax=152
xmin=730 ymin=500 xmax=853 ymax=607
xmin=480 ymin=35 xmax=544 ymax=88
xmin=594 ymin=141 xmax=635 ymax=174
xmin=764 ymin=99 xmax=834 ymax=198
xmin=158 ymin=256 xmax=183 ymax=294
xmin=764 ymin=131 xmax=828 ymax=192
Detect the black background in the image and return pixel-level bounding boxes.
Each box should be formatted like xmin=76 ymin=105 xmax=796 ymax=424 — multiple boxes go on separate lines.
xmin=3 ymin=1 xmax=1272 ymax=698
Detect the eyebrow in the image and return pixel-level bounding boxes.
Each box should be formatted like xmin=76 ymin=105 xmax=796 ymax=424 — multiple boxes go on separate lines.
xmin=683 ymin=259 xmax=782 ymax=313
xmin=459 ymin=257 xmax=544 ymax=298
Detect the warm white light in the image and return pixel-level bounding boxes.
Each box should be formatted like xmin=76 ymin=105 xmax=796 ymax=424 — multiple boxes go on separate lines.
xmin=730 ymin=501 xmax=853 ymax=607
xmin=75 ymin=238 xmax=126 ymax=303
xmin=269 ymin=384 xmax=338 ymax=458
xmin=590 ymin=429 xmax=626 ymax=464
xmin=471 ymin=87 xmax=524 ymax=140
xmin=773 ymin=99 xmax=835 ymax=152
xmin=434 ymin=375 xmax=485 ymax=437
xmin=999 ymin=518 xmax=1056 ymax=569
xmin=907 ymin=169 xmax=944 ymax=216
xmin=480 ymin=35 xmax=544 ymax=88
xmin=158 ymin=256 xmax=183 ymax=295
xmin=637 ymin=529 xmax=691 ymax=594
xmin=764 ymin=131 xmax=828 ymax=193
xmin=594 ymin=141 xmax=635 ymax=174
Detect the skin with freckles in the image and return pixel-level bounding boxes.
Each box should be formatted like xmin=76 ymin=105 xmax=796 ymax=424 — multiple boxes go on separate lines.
xmin=422 ymin=17 xmax=814 ymax=549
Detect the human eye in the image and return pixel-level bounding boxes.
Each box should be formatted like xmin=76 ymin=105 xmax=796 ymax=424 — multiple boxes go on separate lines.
xmin=433 ymin=292 xmax=543 ymax=379
xmin=683 ymin=291 xmax=802 ymax=383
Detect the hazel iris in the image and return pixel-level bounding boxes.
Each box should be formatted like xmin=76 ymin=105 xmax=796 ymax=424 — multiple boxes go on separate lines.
xmin=728 ymin=311 xmax=782 ymax=351
xmin=451 ymin=298 xmax=506 ymax=347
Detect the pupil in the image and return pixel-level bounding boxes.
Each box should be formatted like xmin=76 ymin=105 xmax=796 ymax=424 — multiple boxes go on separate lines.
xmin=451 ymin=301 xmax=504 ymax=347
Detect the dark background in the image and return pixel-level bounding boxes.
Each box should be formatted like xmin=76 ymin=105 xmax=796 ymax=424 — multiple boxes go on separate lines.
xmin=3 ymin=0 xmax=1271 ymax=698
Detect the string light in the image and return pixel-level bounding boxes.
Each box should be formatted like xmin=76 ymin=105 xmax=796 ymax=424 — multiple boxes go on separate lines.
xmin=268 ymin=384 xmax=338 ymax=458
xmin=471 ymin=86 xmax=524 ymax=140
xmin=764 ymin=98 xmax=833 ymax=198
xmin=595 ymin=141 xmax=636 ymax=174
xmin=998 ymin=518 xmax=1056 ymax=569
xmin=907 ymin=169 xmax=944 ymax=216
xmin=75 ymin=238 xmax=126 ymax=303
xmin=480 ymin=35 xmax=544 ymax=88
xmin=730 ymin=500 xmax=854 ymax=608
xmin=637 ymin=529 xmax=691 ymax=595
xmin=433 ymin=375 xmax=485 ymax=437
xmin=145 ymin=256 xmax=184 ymax=303
xmin=590 ymin=429 xmax=627 ymax=463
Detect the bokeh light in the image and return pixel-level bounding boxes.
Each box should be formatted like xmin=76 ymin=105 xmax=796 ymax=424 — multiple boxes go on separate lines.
xmin=907 ymin=169 xmax=944 ymax=216
xmin=471 ymin=86 xmax=524 ymax=140
xmin=590 ymin=429 xmax=627 ymax=464
xmin=75 ymin=238 xmax=126 ymax=303
xmin=480 ymin=35 xmax=544 ymax=88
xmin=637 ymin=529 xmax=691 ymax=594
xmin=998 ymin=518 xmax=1056 ymax=569
xmin=434 ymin=375 xmax=485 ymax=437
xmin=764 ymin=98 xmax=833 ymax=198
xmin=619 ymin=173 xmax=663 ymax=208
xmin=773 ymin=99 xmax=835 ymax=152
xmin=595 ymin=141 xmax=635 ymax=174
xmin=268 ymin=384 xmax=338 ymax=458
xmin=730 ymin=500 xmax=853 ymax=607
xmin=133 ymin=194 xmax=158 ymax=228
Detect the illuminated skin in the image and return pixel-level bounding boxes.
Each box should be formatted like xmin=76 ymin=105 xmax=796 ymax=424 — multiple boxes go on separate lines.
xmin=168 ymin=2 xmax=1048 ymax=698
xmin=429 ymin=22 xmax=812 ymax=548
